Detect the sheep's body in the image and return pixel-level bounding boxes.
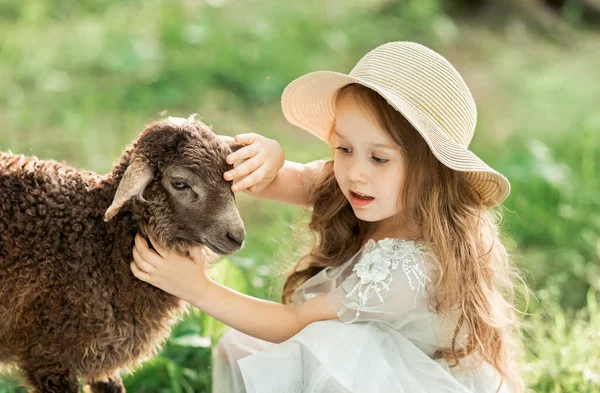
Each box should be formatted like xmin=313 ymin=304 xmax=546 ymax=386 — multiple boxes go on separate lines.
xmin=0 ymin=152 xmax=182 ymax=389
xmin=0 ymin=117 xmax=244 ymax=392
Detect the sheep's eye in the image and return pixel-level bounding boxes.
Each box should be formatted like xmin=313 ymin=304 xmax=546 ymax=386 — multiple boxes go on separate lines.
xmin=171 ymin=180 xmax=189 ymax=190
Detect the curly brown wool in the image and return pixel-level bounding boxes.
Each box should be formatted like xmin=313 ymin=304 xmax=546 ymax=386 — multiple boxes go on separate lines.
xmin=0 ymin=116 xmax=245 ymax=393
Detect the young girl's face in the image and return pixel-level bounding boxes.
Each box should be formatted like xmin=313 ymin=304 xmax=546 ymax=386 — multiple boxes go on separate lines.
xmin=332 ymin=94 xmax=406 ymax=225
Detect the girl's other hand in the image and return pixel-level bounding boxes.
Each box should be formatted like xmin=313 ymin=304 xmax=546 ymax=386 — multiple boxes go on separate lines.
xmin=223 ymin=133 xmax=284 ymax=193
xmin=131 ymin=233 xmax=209 ymax=303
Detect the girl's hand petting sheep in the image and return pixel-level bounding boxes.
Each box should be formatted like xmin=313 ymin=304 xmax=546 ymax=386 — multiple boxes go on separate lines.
xmin=223 ymin=133 xmax=284 ymax=193
xmin=131 ymin=233 xmax=208 ymax=303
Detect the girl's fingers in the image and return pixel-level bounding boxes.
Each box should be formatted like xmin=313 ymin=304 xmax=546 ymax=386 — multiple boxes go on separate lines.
xmin=231 ymin=173 xmax=249 ymax=192
xmin=148 ymin=236 xmax=169 ymax=259
xmin=232 ymin=167 xmax=268 ymax=192
xmin=132 ymin=247 xmax=155 ymax=274
xmin=226 ymin=142 xmax=259 ymax=165
xmin=134 ymin=234 xmax=156 ymax=262
xmin=234 ymin=133 xmax=257 ymax=145
xmin=225 ymin=156 xmax=262 ymax=183
xmin=130 ymin=260 xmax=151 ymax=282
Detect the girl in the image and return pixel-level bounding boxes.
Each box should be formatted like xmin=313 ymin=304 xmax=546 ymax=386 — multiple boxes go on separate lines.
xmin=131 ymin=41 xmax=524 ymax=392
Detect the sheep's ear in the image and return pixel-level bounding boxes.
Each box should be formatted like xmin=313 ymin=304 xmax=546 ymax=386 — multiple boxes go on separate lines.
xmin=217 ymin=135 xmax=244 ymax=153
xmin=104 ymin=158 xmax=154 ymax=222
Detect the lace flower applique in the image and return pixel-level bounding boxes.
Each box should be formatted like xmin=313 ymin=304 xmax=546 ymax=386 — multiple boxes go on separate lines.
xmin=345 ymin=238 xmax=429 ymax=323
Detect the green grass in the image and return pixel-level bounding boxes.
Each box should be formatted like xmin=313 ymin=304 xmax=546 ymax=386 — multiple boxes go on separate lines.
xmin=1 ymin=0 xmax=599 ymax=391
xmin=523 ymin=291 xmax=600 ymax=392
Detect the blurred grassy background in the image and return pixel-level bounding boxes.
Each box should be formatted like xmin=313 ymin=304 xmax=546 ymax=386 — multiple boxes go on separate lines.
xmin=1 ymin=0 xmax=599 ymax=392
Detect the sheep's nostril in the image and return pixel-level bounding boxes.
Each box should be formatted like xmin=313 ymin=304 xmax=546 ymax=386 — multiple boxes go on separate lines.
xmin=226 ymin=232 xmax=245 ymax=247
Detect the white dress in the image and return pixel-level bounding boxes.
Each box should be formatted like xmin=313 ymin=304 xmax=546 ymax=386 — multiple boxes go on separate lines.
xmin=212 ymin=238 xmax=511 ymax=393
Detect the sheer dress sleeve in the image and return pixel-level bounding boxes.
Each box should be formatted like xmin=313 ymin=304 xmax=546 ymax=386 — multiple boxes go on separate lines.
xmin=327 ymin=238 xmax=431 ymax=324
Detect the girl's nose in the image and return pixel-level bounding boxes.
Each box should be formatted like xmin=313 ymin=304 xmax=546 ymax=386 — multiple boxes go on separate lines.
xmin=347 ymin=160 xmax=368 ymax=184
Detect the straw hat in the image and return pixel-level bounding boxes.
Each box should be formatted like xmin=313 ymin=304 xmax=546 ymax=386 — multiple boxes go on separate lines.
xmin=281 ymin=41 xmax=510 ymax=207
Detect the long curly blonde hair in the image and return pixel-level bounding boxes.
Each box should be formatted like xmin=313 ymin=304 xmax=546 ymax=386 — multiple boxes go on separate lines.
xmin=281 ymin=83 xmax=525 ymax=392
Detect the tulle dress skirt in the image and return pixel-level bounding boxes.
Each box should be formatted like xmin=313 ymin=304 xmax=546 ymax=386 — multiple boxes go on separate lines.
xmin=212 ymin=320 xmax=509 ymax=393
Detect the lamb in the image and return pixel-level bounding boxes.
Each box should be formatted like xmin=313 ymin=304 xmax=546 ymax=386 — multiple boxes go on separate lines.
xmin=0 ymin=115 xmax=245 ymax=393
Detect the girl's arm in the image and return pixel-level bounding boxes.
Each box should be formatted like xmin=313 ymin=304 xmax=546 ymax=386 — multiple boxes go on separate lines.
xmin=223 ymin=133 xmax=326 ymax=207
xmin=190 ymin=279 xmax=335 ymax=343
xmin=244 ymin=159 xmax=326 ymax=207
xmin=131 ymin=234 xmax=337 ymax=343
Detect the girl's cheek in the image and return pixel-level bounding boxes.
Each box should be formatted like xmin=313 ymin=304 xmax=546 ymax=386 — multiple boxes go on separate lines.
xmin=333 ymin=161 xmax=343 ymax=182
xmin=333 ymin=169 xmax=345 ymax=188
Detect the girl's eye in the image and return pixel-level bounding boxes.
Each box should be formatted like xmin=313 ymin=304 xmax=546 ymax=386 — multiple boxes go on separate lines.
xmin=371 ymin=156 xmax=389 ymax=164
xmin=171 ymin=180 xmax=189 ymax=190
xmin=335 ymin=146 xmax=352 ymax=154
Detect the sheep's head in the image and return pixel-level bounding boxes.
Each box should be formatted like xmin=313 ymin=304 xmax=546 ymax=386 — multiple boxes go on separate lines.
xmin=104 ymin=115 xmax=246 ymax=256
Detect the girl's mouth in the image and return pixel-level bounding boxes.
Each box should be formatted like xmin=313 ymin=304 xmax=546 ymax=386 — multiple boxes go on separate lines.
xmin=349 ymin=191 xmax=374 ymax=207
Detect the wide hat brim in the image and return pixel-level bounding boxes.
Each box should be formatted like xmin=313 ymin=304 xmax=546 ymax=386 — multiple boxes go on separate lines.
xmin=281 ymin=71 xmax=511 ymax=207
